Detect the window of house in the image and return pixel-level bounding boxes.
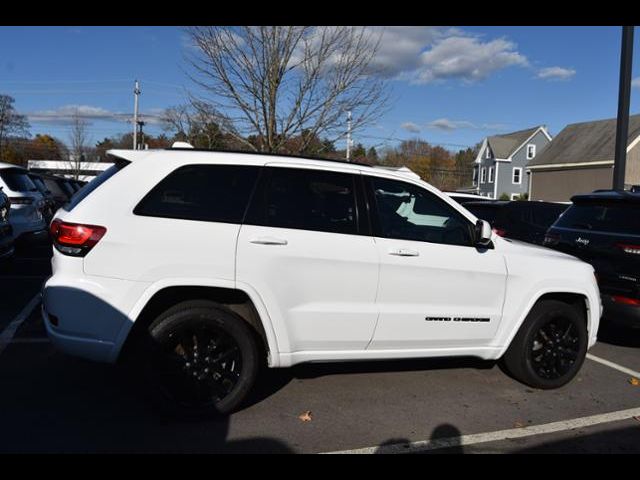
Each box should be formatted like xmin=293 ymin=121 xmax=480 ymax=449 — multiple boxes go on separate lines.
xmin=526 ymin=144 xmax=536 ymax=159
xmin=510 ymin=193 xmax=520 ymax=201
xmin=488 ymin=167 xmax=495 ymax=183
xmin=485 ymin=146 xmax=491 ymax=159
xmin=472 ymin=168 xmax=478 ymax=186
xmin=480 ymin=167 xmax=487 ymax=184
xmin=512 ymin=167 xmax=522 ymax=184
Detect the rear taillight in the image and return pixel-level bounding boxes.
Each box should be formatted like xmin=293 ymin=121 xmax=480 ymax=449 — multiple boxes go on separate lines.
xmin=544 ymin=233 xmax=560 ymax=246
xmin=611 ymin=295 xmax=640 ymax=306
xmin=49 ymin=219 xmax=106 ymax=257
xmin=9 ymin=197 xmax=33 ymax=205
xmin=616 ymin=243 xmax=640 ymax=255
xmin=492 ymin=228 xmax=506 ymax=237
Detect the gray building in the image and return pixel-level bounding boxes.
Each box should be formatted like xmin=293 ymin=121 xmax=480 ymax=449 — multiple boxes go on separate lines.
xmin=472 ymin=126 xmax=552 ymax=199
xmin=528 ymin=115 xmax=640 ymax=202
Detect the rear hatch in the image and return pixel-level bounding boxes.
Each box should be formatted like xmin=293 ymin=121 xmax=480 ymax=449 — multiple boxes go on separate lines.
xmin=545 ymin=200 xmax=640 ymax=298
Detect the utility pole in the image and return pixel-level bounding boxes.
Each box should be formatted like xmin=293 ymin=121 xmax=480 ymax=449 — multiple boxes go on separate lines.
xmin=613 ymin=26 xmax=634 ymax=190
xmin=346 ymin=111 xmax=352 ymax=161
xmin=133 ymin=80 xmax=141 ymax=150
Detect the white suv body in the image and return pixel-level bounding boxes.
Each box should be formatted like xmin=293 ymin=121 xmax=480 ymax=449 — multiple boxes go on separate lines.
xmin=43 ymin=148 xmax=601 ymax=414
xmin=0 ymin=163 xmax=47 ymax=240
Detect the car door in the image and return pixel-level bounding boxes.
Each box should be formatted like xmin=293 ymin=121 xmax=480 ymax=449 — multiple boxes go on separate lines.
xmin=365 ymin=174 xmax=507 ymax=350
xmin=236 ymin=165 xmax=379 ymax=352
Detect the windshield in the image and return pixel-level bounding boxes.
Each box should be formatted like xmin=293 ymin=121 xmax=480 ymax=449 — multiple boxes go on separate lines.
xmin=554 ymin=202 xmax=640 ymax=235
xmin=0 ymin=169 xmax=37 ymax=193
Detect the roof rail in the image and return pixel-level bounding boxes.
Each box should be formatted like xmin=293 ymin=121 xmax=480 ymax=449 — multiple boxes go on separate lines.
xmin=162 ymin=147 xmax=373 ymax=168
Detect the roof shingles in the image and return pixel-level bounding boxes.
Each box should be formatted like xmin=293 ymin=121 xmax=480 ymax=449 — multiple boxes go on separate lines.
xmin=528 ymin=114 xmax=640 ymax=167
xmin=487 ymin=127 xmax=540 ymax=159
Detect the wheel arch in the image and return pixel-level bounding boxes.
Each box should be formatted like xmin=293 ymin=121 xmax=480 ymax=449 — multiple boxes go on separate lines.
xmin=112 ymin=280 xmax=281 ymax=366
xmin=497 ymin=289 xmax=593 ymax=358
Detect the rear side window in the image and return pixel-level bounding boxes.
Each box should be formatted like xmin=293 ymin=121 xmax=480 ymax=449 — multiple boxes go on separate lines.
xmin=134 ymin=164 xmax=260 ymax=224
xmin=246 ymin=167 xmax=358 ymax=235
xmin=65 ymin=161 xmax=130 ymax=212
xmin=0 ymin=169 xmax=37 ymax=192
xmin=554 ymin=202 xmax=640 ymax=235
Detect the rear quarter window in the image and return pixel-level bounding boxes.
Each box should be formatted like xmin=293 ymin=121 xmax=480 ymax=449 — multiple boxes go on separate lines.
xmin=134 ymin=164 xmax=260 ymax=224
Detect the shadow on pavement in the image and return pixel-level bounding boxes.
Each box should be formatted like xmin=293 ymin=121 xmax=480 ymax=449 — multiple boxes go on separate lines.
xmin=597 ymin=321 xmax=640 ymax=348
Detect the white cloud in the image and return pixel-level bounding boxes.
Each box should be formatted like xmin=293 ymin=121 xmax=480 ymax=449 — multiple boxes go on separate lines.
xmin=411 ymin=36 xmax=528 ymax=84
xmin=401 ymin=121 xmax=421 ymax=133
xmin=426 ymin=118 xmax=509 ymax=132
xmin=536 ymin=66 xmax=576 ymax=81
xmin=632 ymin=77 xmax=640 ymax=88
xmin=27 ymin=104 xmax=165 ymax=126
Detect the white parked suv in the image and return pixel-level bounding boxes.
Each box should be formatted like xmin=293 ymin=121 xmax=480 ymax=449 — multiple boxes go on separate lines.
xmin=0 ymin=162 xmax=47 ymax=241
xmin=43 ymin=147 xmax=602 ymax=415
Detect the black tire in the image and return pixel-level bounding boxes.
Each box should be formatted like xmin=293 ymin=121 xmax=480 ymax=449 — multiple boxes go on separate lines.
xmin=133 ymin=300 xmax=260 ymax=417
xmin=503 ymin=299 xmax=588 ymax=389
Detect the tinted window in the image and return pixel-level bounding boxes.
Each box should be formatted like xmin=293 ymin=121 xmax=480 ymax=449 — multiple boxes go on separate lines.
xmin=135 ymin=164 xmax=260 ymax=224
xmin=370 ymin=176 xmax=473 ymax=246
xmin=247 ymin=168 xmax=358 ymax=235
xmin=0 ymin=169 xmax=37 ymax=192
xmin=531 ymin=204 xmax=566 ymax=228
xmin=464 ymin=204 xmax=502 ymax=225
xmin=554 ymin=202 xmax=640 ymax=235
xmin=29 ymin=177 xmax=49 ymax=194
xmin=42 ymin=178 xmax=68 ymax=198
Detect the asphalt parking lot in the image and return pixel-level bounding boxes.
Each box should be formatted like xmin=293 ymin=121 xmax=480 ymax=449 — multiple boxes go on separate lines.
xmin=1 ymin=241 xmax=639 ymax=453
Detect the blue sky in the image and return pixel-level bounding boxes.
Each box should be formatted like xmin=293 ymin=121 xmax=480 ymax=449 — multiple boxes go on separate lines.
xmin=0 ymin=26 xmax=639 ymax=152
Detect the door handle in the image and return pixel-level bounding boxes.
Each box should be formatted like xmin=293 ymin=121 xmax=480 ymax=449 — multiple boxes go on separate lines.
xmin=249 ymin=236 xmax=288 ymax=246
xmin=388 ymin=247 xmax=419 ymax=257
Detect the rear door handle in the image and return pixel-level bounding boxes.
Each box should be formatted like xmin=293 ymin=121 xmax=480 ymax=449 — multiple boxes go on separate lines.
xmin=388 ymin=247 xmax=419 ymax=257
xmin=250 ymin=236 xmax=288 ymax=246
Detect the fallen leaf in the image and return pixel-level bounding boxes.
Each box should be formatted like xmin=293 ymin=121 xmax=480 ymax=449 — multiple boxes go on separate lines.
xmin=513 ymin=421 xmax=525 ymax=428
xmin=298 ymin=411 xmax=313 ymax=422
xmin=633 ymin=416 xmax=640 ymax=423
xmin=629 ymin=377 xmax=640 ymax=386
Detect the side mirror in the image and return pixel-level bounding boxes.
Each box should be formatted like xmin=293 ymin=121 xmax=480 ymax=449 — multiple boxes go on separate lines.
xmin=475 ymin=219 xmax=492 ymax=247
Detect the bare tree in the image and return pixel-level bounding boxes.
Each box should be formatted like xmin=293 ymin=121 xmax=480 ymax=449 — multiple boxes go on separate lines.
xmin=68 ymin=109 xmax=89 ymax=180
xmin=0 ymin=94 xmax=30 ymax=160
xmin=185 ymin=26 xmax=389 ymax=154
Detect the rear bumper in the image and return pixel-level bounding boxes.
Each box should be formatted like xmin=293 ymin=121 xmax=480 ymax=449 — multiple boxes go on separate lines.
xmin=602 ymin=295 xmax=640 ymax=329
xmin=43 ymin=306 xmax=116 ymax=362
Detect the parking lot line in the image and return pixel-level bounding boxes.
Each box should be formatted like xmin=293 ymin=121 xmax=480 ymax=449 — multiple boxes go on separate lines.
xmin=0 ymin=293 xmax=41 ymax=356
xmin=587 ymin=353 xmax=640 ymax=379
xmin=322 ymin=406 xmax=640 ymax=454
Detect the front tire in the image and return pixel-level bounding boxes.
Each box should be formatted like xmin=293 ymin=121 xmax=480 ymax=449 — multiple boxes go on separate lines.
xmin=503 ymin=300 xmax=588 ymax=389
xmin=135 ymin=300 xmax=259 ymax=417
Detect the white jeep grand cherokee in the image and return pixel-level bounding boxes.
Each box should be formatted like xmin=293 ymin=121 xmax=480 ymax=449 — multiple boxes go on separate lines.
xmin=43 ymin=147 xmax=601 ymax=415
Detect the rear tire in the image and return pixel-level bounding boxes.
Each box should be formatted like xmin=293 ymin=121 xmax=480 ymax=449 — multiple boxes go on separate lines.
xmin=133 ymin=300 xmax=259 ymax=417
xmin=503 ymin=300 xmax=587 ymax=389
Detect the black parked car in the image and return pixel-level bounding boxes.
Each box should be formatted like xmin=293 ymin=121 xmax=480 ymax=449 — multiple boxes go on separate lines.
xmin=27 ymin=173 xmax=56 ymax=222
xmin=464 ymin=200 xmax=568 ymax=246
xmin=0 ymin=187 xmax=14 ymax=260
xmin=40 ymin=174 xmax=73 ymax=207
xmin=544 ymin=190 xmax=640 ymax=328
